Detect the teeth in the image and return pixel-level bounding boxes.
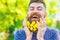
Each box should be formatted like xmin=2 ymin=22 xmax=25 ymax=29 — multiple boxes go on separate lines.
xmin=33 ymin=15 xmax=38 ymax=17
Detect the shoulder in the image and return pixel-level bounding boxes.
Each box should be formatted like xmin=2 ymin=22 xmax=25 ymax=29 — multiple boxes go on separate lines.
xmin=46 ymin=27 xmax=59 ymax=36
xmin=14 ymin=28 xmax=26 ymax=37
xmin=45 ymin=27 xmax=60 ymax=40
xmin=15 ymin=28 xmax=25 ymax=35
xmin=47 ymin=27 xmax=59 ymax=34
xmin=14 ymin=28 xmax=26 ymax=40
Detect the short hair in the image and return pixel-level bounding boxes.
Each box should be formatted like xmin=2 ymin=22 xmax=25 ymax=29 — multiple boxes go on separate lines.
xmin=29 ymin=0 xmax=46 ymax=8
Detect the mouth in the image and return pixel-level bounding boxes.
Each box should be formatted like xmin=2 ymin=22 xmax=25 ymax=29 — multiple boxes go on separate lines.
xmin=28 ymin=13 xmax=42 ymax=22
xmin=31 ymin=15 xmax=40 ymax=21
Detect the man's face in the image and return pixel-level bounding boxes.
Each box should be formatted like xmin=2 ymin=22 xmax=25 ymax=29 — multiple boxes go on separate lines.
xmin=28 ymin=2 xmax=46 ymax=22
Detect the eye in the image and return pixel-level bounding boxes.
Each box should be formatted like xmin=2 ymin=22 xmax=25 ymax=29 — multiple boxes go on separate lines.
xmin=37 ymin=8 xmax=42 ymax=11
xmin=30 ymin=8 xmax=34 ymax=10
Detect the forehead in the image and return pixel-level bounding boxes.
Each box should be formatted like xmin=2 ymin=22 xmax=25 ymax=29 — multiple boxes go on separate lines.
xmin=29 ymin=2 xmax=45 ymax=8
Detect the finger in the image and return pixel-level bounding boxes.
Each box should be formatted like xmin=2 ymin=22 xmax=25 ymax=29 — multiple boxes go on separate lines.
xmin=40 ymin=18 xmax=43 ymax=23
xmin=37 ymin=21 xmax=41 ymax=30
xmin=42 ymin=19 xmax=46 ymax=28
xmin=40 ymin=18 xmax=46 ymax=28
xmin=23 ymin=18 xmax=27 ymax=27
xmin=40 ymin=18 xmax=43 ymax=27
xmin=37 ymin=21 xmax=40 ymax=27
xmin=41 ymin=16 xmax=45 ymax=20
xmin=40 ymin=18 xmax=46 ymax=32
xmin=41 ymin=17 xmax=46 ymax=24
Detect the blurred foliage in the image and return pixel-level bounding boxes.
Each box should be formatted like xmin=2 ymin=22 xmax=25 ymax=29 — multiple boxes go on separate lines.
xmin=0 ymin=0 xmax=29 ymax=32
xmin=0 ymin=0 xmax=60 ymax=40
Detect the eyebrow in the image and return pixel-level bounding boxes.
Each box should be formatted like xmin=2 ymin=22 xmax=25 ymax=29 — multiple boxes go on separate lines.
xmin=37 ymin=6 xmax=43 ymax=8
xmin=30 ymin=6 xmax=34 ymax=8
xmin=30 ymin=6 xmax=43 ymax=8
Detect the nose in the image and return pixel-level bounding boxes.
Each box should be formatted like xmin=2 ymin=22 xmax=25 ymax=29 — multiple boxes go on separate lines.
xmin=33 ymin=8 xmax=38 ymax=13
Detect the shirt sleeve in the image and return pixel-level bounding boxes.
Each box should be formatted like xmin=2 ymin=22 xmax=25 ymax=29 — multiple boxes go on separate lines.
xmin=14 ymin=29 xmax=26 ymax=40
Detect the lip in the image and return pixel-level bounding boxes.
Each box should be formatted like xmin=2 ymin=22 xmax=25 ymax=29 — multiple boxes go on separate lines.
xmin=30 ymin=15 xmax=40 ymax=21
xmin=31 ymin=17 xmax=39 ymax=21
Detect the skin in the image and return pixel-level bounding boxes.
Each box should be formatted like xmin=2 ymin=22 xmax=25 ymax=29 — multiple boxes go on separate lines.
xmin=23 ymin=2 xmax=47 ymax=40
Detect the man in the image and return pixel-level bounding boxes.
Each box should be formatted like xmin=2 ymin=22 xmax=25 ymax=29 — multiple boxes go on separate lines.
xmin=14 ymin=0 xmax=60 ymax=40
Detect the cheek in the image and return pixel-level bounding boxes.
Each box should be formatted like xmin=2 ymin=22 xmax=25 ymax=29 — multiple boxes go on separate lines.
xmin=39 ymin=11 xmax=45 ymax=17
xmin=28 ymin=9 xmax=34 ymax=14
xmin=28 ymin=12 xmax=31 ymax=17
xmin=38 ymin=11 xmax=44 ymax=15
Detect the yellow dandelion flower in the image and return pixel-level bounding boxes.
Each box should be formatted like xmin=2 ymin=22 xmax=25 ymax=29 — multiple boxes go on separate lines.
xmin=26 ymin=21 xmax=30 ymax=26
xmin=30 ymin=21 xmax=35 ymax=27
xmin=30 ymin=26 xmax=33 ymax=31
xmin=33 ymin=27 xmax=37 ymax=31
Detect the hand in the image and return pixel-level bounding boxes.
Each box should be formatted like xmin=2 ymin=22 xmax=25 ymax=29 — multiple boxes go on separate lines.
xmin=37 ymin=17 xmax=47 ymax=40
xmin=23 ymin=18 xmax=33 ymax=40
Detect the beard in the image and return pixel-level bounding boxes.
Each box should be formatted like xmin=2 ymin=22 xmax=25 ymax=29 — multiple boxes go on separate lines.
xmin=27 ymin=12 xmax=42 ymax=23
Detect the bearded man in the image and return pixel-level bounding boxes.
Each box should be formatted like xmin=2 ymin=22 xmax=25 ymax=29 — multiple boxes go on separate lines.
xmin=14 ymin=0 xmax=60 ymax=40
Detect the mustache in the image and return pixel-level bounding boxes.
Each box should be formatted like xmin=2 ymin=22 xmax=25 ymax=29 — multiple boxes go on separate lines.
xmin=29 ymin=12 xmax=41 ymax=18
xmin=27 ymin=12 xmax=42 ymax=22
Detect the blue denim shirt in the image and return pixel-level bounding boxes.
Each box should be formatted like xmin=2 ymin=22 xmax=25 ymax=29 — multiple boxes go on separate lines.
xmin=14 ymin=27 xmax=60 ymax=40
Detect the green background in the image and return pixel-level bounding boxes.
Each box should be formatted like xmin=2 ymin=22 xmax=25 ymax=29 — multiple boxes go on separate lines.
xmin=0 ymin=0 xmax=60 ymax=40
